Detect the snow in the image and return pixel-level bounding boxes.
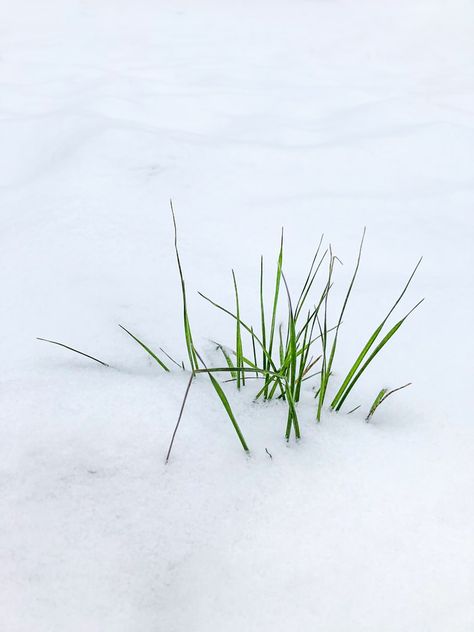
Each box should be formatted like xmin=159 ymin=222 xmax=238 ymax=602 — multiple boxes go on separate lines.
xmin=1 ymin=0 xmax=473 ymax=630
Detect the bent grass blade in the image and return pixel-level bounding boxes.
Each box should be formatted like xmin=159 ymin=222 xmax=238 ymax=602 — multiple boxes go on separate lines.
xmin=366 ymin=382 xmax=411 ymax=421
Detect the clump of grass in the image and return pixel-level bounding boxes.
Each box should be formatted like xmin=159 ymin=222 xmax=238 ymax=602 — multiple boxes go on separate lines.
xmin=38 ymin=203 xmax=423 ymax=462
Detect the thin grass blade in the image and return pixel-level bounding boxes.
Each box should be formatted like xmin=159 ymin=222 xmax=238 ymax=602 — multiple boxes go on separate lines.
xmin=37 ymin=337 xmax=109 ymax=367
xmin=331 ymin=259 xmax=423 ymax=410
xmin=165 ymin=373 xmax=194 ymax=463
xmin=194 ymin=351 xmax=249 ymax=452
xmin=170 ymin=200 xmax=199 ymax=371
xmin=119 ymin=325 xmax=170 ymax=371
xmin=366 ymin=383 xmax=411 ymax=421
xmin=232 ymin=269 xmax=245 ymax=388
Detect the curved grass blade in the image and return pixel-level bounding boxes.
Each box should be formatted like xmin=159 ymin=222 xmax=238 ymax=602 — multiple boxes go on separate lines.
xmin=326 ymin=228 xmax=365 ymax=378
xmin=119 ymin=325 xmax=170 ymax=372
xmin=37 ymin=337 xmax=109 ymax=367
xmin=366 ymin=382 xmax=411 ymax=421
xmin=367 ymin=388 xmax=388 ymax=419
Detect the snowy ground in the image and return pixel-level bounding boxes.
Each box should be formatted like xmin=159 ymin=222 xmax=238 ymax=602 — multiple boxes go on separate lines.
xmin=1 ymin=1 xmax=474 ymax=630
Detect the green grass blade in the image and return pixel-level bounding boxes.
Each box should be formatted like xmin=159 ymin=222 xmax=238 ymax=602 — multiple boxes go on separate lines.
xmin=317 ymin=252 xmax=336 ymax=420
xmin=251 ymin=326 xmax=258 ymax=377
xmin=296 ymin=276 xmax=332 ymax=344
xmin=284 ymin=385 xmax=300 ymax=440
xmin=207 ymin=373 xmax=249 ymax=452
xmin=282 ymin=274 xmax=297 ymax=390
xmin=382 ymin=257 xmax=423 ymax=323
xmin=326 ymin=228 xmax=365 ymax=378
xmin=194 ymin=365 xmax=283 ymax=379
xmin=367 ymin=388 xmax=388 ymax=419
xmin=170 ymin=200 xmax=199 ymax=371
xmin=330 ymin=323 xmax=384 ymax=408
xmin=294 ymin=237 xmax=327 ymax=320
xmin=36 ymin=337 xmax=109 ymax=367
xmin=265 ymin=229 xmax=284 ymax=397
xmin=295 ymin=310 xmax=311 ymax=402
xmin=366 ymin=383 xmax=411 ymax=421
xmin=260 ymin=256 xmax=267 ymax=378
xmin=194 ymin=351 xmax=249 ymax=452
xmin=331 ymin=258 xmax=423 ymax=410
xmin=198 ymin=291 xmax=281 ymax=376
xmin=212 ymin=341 xmax=237 ymax=378
xmin=278 ymin=323 xmax=285 ymax=367
xmin=334 ymin=300 xmax=423 ymax=411
xmin=119 ymin=325 xmax=170 ymax=371
xmin=232 ymin=269 xmax=245 ymax=388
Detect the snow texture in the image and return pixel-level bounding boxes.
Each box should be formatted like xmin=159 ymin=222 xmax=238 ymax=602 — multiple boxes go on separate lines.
xmin=1 ymin=0 xmax=473 ymax=630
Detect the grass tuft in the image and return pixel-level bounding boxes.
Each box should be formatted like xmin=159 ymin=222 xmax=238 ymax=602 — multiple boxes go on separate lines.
xmin=38 ymin=210 xmax=423 ymax=461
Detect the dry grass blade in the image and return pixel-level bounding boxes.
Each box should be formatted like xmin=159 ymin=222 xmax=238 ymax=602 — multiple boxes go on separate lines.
xmin=165 ymin=373 xmax=195 ymax=463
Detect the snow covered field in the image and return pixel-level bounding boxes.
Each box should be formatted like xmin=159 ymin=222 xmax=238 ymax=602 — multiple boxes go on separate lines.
xmin=1 ymin=0 xmax=473 ymax=630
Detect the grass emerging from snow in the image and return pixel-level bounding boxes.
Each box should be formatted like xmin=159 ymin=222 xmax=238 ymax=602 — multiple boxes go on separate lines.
xmin=38 ymin=203 xmax=423 ymax=460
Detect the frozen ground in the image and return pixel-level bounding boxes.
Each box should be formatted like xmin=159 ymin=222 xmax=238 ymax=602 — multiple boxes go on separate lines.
xmin=1 ymin=0 xmax=473 ymax=630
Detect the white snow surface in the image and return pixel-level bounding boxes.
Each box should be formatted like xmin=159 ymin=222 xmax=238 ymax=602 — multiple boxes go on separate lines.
xmin=1 ymin=0 xmax=474 ymax=630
